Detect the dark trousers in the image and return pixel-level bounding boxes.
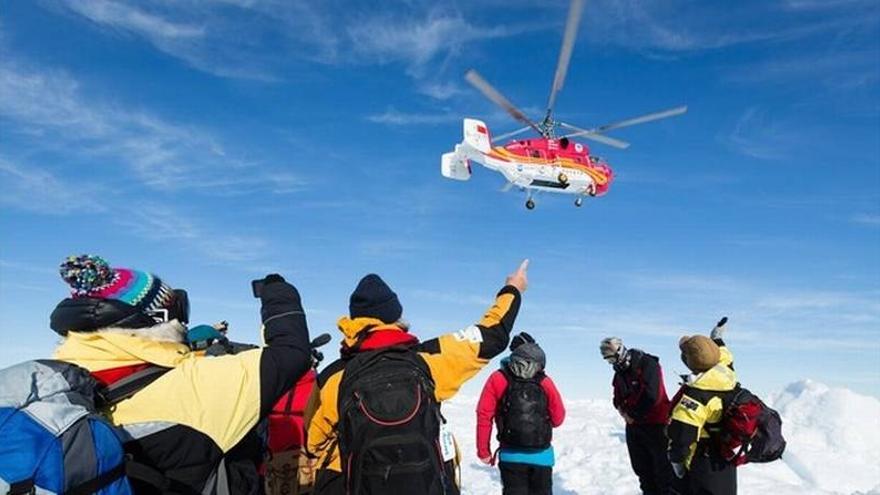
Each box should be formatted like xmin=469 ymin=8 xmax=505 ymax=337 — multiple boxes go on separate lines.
xmin=684 ymin=452 xmax=737 ymax=495
xmin=313 ymin=469 xmax=344 ymax=495
xmin=626 ymin=424 xmax=675 ymax=495
xmin=498 ymin=462 xmax=552 ymax=495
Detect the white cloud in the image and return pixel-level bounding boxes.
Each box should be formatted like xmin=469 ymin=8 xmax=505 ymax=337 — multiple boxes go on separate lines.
xmin=722 ymin=107 xmax=804 ymax=161
xmin=851 ymin=213 xmax=880 ymax=227
xmin=346 ymin=12 xmax=529 ymax=76
xmin=0 ymin=60 xmax=303 ymax=195
xmin=366 ymin=107 xmax=459 ymax=126
xmin=584 ymin=0 xmax=878 ymax=54
xmin=416 ymin=81 xmax=465 ymax=101
xmin=0 ymin=159 xmax=107 ymax=215
xmin=49 ymin=0 xmax=532 ymax=83
xmin=725 ymin=51 xmax=880 ymax=90
xmin=116 ymin=205 xmax=271 ymax=265
xmin=65 ymin=0 xmax=204 ymax=40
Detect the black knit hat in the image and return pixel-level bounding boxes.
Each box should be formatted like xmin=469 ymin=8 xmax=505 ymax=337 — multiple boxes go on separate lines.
xmin=349 ymin=274 xmax=402 ymax=323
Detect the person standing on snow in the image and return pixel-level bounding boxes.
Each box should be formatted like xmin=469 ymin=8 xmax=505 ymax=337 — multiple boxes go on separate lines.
xmin=600 ymin=337 xmax=674 ymax=495
xmin=667 ymin=319 xmax=738 ymax=495
xmin=475 ymin=333 xmax=565 ymax=495
xmin=306 ymin=260 xmax=529 ymax=495
xmin=47 ymin=255 xmax=312 ymax=494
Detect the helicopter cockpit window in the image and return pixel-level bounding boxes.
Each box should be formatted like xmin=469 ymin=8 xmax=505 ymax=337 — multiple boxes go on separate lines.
xmin=559 ymin=137 xmax=570 ymax=149
xmin=590 ymin=156 xmax=600 ymax=164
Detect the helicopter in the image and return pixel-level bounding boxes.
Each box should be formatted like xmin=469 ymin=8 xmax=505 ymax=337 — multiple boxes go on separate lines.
xmin=440 ymin=0 xmax=687 ymax=209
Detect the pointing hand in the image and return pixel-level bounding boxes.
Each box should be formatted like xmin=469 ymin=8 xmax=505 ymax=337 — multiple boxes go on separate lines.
xmin=505 ymin=259 xmax=529 ymax=293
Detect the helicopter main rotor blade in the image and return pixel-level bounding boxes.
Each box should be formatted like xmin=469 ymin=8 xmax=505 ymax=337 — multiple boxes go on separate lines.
xmin=559 ymin=122 xmax=630 ymax=148
xmin=589 ymin=106 xmax=688 ymax=134
xmin=465 ymin=69 xmax=543 ymax=135
xmin=546 ymin=0 xmax=585 ymax=116
xmin=580 ymin=133 xmax=630 ymax=149
xmin=493 ymin=126 xmax=533 ymax=142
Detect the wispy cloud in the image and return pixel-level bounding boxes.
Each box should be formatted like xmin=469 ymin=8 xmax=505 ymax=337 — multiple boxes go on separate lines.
xmin=49 ymin=0 xmax=535 ymax=85
xmin=0 ymin=159 xmax=107 ymax=215
xmin=851 ymin=213 xmax=880 ymax=227
xmin=366 ymin=107 xmax=459 ymax=126
xmin=410 ymin=289 xmax=493 ymax=307
xmin=585 ymin=0 xmax=879 ymax=55
xmin=0 ymin=59 xmax=304 ymax=195
xmin=346 ymin=11 xmax=533 ymax=77
xmin=64 ymin=0 xmax=204 ymax=40
xmin=725 ymin=51 xmax=880 ymax=90
xmin=115 ymin=205 xmax=271 ymax=265
xmin=721 ymin=107 xmax=805 ymax=161
xmin=0 ymin=259 xmax=59 ymax=276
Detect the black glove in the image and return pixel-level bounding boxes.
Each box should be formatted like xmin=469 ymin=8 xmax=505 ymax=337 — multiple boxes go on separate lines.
xmin=263 ymin=273 xmax=286 ymax=285
xmin=510 ymin=331 xmax=536 ymax=351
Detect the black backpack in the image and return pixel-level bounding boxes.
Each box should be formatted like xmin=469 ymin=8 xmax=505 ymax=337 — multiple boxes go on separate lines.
xmin=711 ymin=385 xmax=787 ymax=465
xmin=497 ymin=368 xmax=552 ymax=450
xmin=336 ymin=347 xmax=452 ymax=495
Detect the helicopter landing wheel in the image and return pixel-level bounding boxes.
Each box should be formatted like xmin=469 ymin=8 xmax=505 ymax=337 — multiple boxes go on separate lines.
xmin=558 ymin=172 xmax=569 ymax=185
xmin=526 ymin=199 xmax=536 ymax=210
xmin=575 ymin=197 xmax=583 ymax=207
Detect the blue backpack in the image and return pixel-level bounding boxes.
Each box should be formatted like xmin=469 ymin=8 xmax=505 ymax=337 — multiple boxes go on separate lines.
xmin=0 ymin=360 xmax=168 ymax=495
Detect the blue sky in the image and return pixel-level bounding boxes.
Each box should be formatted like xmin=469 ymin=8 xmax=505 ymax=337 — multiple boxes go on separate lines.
xmin=1 ymin=0 xmax=878 ymax=400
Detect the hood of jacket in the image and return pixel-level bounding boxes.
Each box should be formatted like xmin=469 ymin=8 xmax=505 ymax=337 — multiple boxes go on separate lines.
xmin=53 ymin=320 xmax=192 ymax=372
xmin=336 ymin=316 xmax=418 ymax=350
xmin=50 ymin=296 xmax=161 ymax=336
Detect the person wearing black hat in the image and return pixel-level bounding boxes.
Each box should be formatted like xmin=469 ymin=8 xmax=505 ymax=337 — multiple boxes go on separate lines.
xmin=306 ymin=261 xmax=529 ymax=495
xmin=475 ymin=332 xmax=566 ymax=495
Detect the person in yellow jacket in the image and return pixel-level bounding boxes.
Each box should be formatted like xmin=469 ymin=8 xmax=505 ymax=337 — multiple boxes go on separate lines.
xmin=306 ymin=260 xmax=529 ymax=495
xmin=49 ymin=255 xmax=312 ymax=494
xmin=667 ymin=318 xmax=737 ymax=495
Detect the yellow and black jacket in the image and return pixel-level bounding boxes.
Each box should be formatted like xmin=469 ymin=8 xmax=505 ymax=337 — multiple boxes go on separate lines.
xmin=306 ymin=285 xmax=521 ymax=474
xmin=50 ymin=279 xmax=311 ymax=494
xmin=667 ymin=339 xmax=737 ymax=468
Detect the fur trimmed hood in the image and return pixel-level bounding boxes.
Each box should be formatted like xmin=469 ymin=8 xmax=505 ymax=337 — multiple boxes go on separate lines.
xmin=98 ymin=320 xmax=188 ymax=343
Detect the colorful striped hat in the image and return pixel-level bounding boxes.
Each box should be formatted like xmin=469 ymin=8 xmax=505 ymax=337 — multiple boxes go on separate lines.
xmin=59 ymin=255 xmax=176 ymax=316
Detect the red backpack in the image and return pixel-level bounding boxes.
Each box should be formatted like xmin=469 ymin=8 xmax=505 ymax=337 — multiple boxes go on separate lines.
xmin=268 ymin=369 xmax=317 ymax=454
xmin=714 ymin=385 xmax=786 ymax=466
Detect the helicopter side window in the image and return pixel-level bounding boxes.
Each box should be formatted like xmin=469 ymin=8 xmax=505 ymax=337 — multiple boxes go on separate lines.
xmin=590 ymin=156 xmax=600 ymax=164
xmin=559 ymin=137 xmax=570 ymax=149
xmin=530 ymin=150 xmax=541 ymax=158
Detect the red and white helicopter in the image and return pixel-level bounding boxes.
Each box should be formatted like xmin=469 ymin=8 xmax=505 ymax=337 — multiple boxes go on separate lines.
xmin=441 ymin=0 xmax=687 ymax=209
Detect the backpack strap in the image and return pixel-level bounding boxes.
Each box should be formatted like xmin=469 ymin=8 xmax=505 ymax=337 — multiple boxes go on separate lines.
xmin=65 ymin=463 xmax=128 ymax=495
xmin=124 ymin=460 xmax=174 ymax=492
xmin=8 ymin=459 xmax=168 ymax=495
xmin=97 ymin=365 xmax=171 ymax=407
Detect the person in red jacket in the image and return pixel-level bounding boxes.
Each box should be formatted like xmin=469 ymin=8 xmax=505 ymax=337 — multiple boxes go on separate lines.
xmin=600 ymin=337 xmax=674 ymax=495
xmin=476 ymin=333 xmax=565 ymax=495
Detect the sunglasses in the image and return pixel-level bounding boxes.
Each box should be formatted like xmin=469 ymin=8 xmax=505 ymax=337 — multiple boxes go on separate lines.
xmin=146 ymin=289 xmax=190 ymax=324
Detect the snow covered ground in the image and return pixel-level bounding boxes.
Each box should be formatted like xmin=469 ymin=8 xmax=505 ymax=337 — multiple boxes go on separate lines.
xmin=442 ymin=380 xmax=880 ymax=495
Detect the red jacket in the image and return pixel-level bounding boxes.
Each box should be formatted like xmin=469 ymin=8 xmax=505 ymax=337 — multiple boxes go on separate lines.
xmin=476 ymin=369 xmax=566 ymax=459
xmin=612 ymin=350 xmax=670 ymax=425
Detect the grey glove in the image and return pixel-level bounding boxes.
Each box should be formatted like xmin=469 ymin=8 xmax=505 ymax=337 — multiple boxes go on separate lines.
xmin=671 ymin=461 xmax=687 ymax=479
xmin=710 ymin=316 xmax=728 ymax=341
